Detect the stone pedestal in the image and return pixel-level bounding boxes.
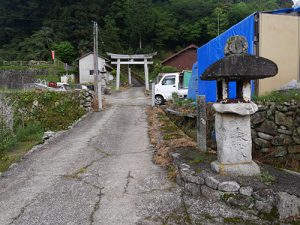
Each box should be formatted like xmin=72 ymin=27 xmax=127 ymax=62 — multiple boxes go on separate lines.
xmin=211 ymin=102 xmax=261 ymax=176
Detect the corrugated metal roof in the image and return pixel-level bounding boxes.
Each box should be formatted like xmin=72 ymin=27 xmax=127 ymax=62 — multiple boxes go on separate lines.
xmin=162 ymin=44 xmax=198 ymax=64
xmin=263 ymin=7 xmax=300 ymax=14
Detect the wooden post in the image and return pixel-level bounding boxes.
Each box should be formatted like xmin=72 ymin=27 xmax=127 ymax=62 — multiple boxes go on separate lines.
xmin=197 ymin=95 xmax=207 ymax=152
xmin=116 ymin=58 xmax=120 ymax=90
xmin=152 ymin=82 xmax=155 ymax=107
xmin=144 ymin=59 xmax=149 ymax=91
xmin=128 ymin=67 xmax=132 ymax=85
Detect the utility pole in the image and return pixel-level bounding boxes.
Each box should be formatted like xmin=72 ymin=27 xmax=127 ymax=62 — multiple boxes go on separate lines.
xmin=93 ymin=21 xmax=102 ymax=111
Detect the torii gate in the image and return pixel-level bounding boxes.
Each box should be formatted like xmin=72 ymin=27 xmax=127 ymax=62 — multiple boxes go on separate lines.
xmin=107 ymin=52 xmax=157 ymax=91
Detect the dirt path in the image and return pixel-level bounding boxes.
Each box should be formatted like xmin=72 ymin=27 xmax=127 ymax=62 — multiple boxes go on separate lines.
xmin=0 ymin=87 xmax=265 ymax=225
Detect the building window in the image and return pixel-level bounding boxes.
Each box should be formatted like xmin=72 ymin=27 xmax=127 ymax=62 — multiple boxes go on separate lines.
xmin=90 ymin=70 xmax=102 ymax=75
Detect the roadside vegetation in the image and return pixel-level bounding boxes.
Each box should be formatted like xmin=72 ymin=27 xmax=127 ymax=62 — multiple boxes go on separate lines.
xmin=147 ymin=106 xmax=197 ymax=166
xmin=0 ymin=90 xmax=86 ymax=172
xmin=156 ymin=89 xmax=300 ymax=173
xmin=253 ymin=89 xmax=300 ymax=103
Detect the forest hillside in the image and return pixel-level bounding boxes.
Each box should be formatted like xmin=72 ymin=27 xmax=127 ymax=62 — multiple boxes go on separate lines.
xmin=0 ymin=0 xmax=292 ymax=63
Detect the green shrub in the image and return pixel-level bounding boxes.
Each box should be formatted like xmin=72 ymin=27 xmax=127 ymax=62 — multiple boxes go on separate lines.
xmin=172 ymin=92 xmax=179 ymax=102
xmin=9 ymin=91 xmax=86 ymax=131
xmin=0 ymin=119 xmax=16 ymax=159
xmin=16 ymin=121 xmax=44 ymax=142
xmin=260 ymin=171 xmax=276 ymax=185
xmin=161 ymin=66 xmax=179 ymax=73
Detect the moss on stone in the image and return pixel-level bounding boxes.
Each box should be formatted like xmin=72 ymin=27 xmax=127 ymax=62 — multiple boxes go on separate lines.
xmin=258 ymin=207 xmax=279 ymax=221
xmin=224 ymin=217 xmax=244 ymax=224
xmin=221 ymin=193 xmax=236 ymax=202
xmin=224 ymin=217 xmax=258 ymax=225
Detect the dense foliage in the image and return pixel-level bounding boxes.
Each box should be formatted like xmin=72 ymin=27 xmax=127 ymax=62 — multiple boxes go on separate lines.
xmin=9 ymin=91 xmax=86 ymax=131
xmin=0 ymin=91 xmax=86 ymax=171
xmin=0 ymin=0 xmax=292 ymax=62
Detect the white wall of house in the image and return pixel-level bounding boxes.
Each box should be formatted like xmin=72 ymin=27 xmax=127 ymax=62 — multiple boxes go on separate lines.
xmin=79 ymin=54 xmax=106 ymax=84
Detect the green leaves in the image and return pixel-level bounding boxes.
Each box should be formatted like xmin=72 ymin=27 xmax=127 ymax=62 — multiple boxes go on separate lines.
xmin=0 ymin=0 xmax=292 ymax=62
xmin=52 ymin=41 xmax=76 ymax=64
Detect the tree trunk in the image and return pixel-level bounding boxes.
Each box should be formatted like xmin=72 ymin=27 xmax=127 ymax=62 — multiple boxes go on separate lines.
xmin=139 ymin=34 xmax=142 ymax=49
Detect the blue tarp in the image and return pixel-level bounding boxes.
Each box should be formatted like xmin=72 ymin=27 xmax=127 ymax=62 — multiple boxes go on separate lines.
xmin=188 ymin=7 xmax=299 ymax=102
xmin=188 ymin=14 xmax=255 ymax=102
xmin=199 ymin=14 xmax=255 ymax=102
xmin=269 ymin=7 xmax=300 ymax=14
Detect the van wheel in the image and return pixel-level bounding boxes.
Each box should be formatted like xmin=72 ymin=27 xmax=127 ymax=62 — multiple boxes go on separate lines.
xmin=155 ymin=95 xmax=164 ymax=105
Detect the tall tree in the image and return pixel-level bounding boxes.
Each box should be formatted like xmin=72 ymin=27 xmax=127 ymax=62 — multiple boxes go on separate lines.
xmin=0 ymin=0 xmax=293 ymax=61
xmin=125 ymin=0 xmax=155 ymax=50
xmin=52 ymin=41 xmax=76 ymax=64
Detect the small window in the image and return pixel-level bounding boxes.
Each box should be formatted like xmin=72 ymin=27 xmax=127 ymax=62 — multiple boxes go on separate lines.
xmin=90 ymin=70 xmax=100 ymax=75
xmin=162 ymin=76 xmax=176 ymax=85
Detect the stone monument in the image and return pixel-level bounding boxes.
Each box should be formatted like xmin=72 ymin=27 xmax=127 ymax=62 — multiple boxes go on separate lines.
xmin=201 ymin=36 xmax=278 ymax=176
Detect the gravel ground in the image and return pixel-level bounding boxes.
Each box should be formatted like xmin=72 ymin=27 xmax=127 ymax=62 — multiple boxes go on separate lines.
xmin=0 ymin=87 xmax=269 ymax=225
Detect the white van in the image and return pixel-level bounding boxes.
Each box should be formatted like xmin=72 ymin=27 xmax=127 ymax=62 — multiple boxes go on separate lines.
xmin=154 ymin=72 xmax=189 ymax=105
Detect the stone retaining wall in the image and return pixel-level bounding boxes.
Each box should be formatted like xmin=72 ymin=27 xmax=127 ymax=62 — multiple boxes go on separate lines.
xmin=204 ymin=101 xmax=300 ymax=158
xmin=80 ymin=90 xmax=93 ymax=111
xmin=251 ymin=101 xmax=300 ymax=157
xmin=0 ymin=69 xmax=49 ymax=89
xmin=170 ymin=151 xmax=300 ymax=220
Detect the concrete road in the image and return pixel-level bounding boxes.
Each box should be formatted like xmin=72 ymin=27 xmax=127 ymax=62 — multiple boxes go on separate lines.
xmin=0 ymin=87 xmax=262 ymax=225
xmin=0 ymin=88 xmax=177 ymax=225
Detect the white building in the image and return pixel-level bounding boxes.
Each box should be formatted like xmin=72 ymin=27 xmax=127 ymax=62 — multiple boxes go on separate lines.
xmin=78 ymin=52 xmax=111 ymax=84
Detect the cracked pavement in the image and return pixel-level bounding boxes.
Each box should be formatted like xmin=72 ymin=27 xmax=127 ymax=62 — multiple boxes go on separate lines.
xmin=0 ymin=87 xmax=265 ymax=225
xmin=0 ymin=87 xmax=177 ymax=225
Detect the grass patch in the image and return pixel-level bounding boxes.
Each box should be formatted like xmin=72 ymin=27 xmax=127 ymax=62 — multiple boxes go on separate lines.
xmin=0 ymin=119 xmax=16 ymax=160
xmin=163 ymin=133 xmax=183 ymax=140
xmin=0 ymin=140 xmax=40 ymax=172
xmin=260 ymin=171 xmax=276 ymax=185
xmin=0 ymin=91 xmax=86 ymax=172
xmin=256 ymin=154 xmax=300 ymax=173
xmin=161 ymin=125 xmax=178 ymax=132
xmin=15 ymin=122 xmax=44 ymax=142
xmin=190 ymin=155 xmax=204 ymax=164
xmin=181 ymin=151 xmax=216 ymax=165
xmin=0 ymin=122 xmax=44 ymax=172
xmin=253 ymin=89 xmax=300 ymax=103
xmin=0 ymin=65 xmax=29 ymax=70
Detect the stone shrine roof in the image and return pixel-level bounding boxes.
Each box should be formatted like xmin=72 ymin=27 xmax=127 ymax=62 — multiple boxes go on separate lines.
xmin=201 ymin=54 xmax=278 ymax=81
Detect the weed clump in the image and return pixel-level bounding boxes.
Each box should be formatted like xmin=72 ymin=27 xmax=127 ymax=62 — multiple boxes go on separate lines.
xmin=260 ymin=171 xmax=276 ymax=185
